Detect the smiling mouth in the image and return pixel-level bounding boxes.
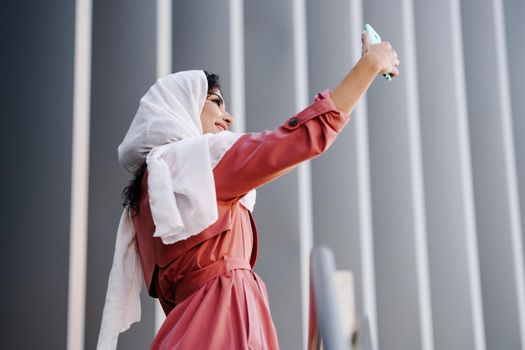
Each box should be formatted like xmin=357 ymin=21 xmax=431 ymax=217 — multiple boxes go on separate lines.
xmin=215 ymin=122 xmax=227 ymax=131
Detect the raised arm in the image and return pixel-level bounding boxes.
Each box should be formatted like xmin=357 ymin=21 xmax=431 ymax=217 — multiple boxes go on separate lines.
xmin=213 ymin=91 xmax=348 ymax=203
xmin=330 ymin=31 xmax=399 ymax=115
xmin=214 ymin=32 xmax=400 ymax=203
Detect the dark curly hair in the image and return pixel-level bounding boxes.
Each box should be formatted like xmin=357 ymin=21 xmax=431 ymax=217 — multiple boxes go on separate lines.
xmin=122 ymin=70 xmax=222 ymax=216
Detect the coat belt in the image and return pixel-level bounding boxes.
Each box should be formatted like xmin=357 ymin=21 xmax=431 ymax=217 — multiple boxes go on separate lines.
xmin=172 ymin=256 xmax=252 ymax=305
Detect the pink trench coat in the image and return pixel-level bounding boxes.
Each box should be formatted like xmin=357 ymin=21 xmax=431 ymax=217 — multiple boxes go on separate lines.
xmin=132 ymin=91 xmax=349 ymax=349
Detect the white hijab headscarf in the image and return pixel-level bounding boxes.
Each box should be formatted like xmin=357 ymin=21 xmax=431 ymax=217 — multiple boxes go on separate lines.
xmin=97 ymin=70 xmax=255 ymax=350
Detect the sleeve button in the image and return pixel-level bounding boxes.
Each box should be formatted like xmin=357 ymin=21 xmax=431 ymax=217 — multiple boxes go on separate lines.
xmin=288 ymin=118 xmax=299 ymax=127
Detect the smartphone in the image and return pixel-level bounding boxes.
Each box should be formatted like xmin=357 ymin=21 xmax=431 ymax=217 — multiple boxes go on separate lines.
xmin=364 ymin=24 xmax=392 ymax=81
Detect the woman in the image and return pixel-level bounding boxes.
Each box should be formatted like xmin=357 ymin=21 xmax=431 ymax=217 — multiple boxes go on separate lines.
xmin=98 ymin=31 xmax=399 ymax=350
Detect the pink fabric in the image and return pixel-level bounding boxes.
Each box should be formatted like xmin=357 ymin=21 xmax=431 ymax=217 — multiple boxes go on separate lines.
xmin=134 ymin=90 xmax=350 ymax=349
xmin=152 ymin=204 xmax=278 ymax=350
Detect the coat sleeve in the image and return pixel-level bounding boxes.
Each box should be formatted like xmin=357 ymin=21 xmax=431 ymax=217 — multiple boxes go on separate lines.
xmin=213 ymin=90 xmax=351 ymax=203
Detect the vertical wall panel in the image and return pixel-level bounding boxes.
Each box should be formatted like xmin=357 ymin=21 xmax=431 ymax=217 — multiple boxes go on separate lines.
xmin=68 ymin=0 xmax=92 ymax=348
xmin=413 ymin=0 xmax=486 ymax=349
xmin=307 ymin=0 xmax=361 ymax=299
xmin=244 ymin=0 xmax=303 ymax=348
xmin=229 ymin=0 xmax=246 ymax=133
xmin=363 ymin=0 xmax=433 ymax=349
xmin=85 ymin=1 xmax=157 ymax=349
xmin=503 ymin=0 xmax=525 ymax=292
xmin=154 ymin=0 xmax=172 ymax=332
xmin=306 ymin=0 xmax=367 ymax=332
xmin=461 ymin=0 xmax=525 ymax=348
xmin=171 ymin=1 xmax=231 ymax=105
xmin=0 ymin=2 xmax=75 ymax=349
xmin=292 ymin=0 xmax=314 ymax=347
xmin=348 ymin=0 xmax=380 ymax=344
xmin=306 ymin=0 xmax=380 ymax=346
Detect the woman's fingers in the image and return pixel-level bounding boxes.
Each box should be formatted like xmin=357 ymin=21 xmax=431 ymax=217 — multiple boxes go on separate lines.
xmin=389 ymin=58 xmax=400 ymax=78
xmin=362 ymin=31 xmax=369 ymax=45
xmin=361 ymin=31 xmax=370 ymax=56
xmin=390 ymin=67 xmax=400 ymax=77
xmin=390 ymin=47 xmax=400 ymax=77
xmin=361 ymin=34 xmax=400 ymax=78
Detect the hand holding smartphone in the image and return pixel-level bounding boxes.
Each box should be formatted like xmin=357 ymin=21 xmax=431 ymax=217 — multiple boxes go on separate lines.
xmin=364 ymin=24 xmax=393 ymax=81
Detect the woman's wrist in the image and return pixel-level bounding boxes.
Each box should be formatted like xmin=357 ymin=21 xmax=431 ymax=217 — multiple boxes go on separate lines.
xmin=359 ymin=53 xmax=383 ymax=75
xmin=330 ymin=55 xmax=382 ymax=115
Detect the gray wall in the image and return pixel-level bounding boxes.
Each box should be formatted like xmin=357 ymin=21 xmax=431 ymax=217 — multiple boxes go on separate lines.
xmin=307 ymin=0 xmax=364 ymax=312
xmin=172 ymin=0 xmax=231 ymax=99
xmin=244 ymin=1 xmax=305 ymax=348
xmin=1 ymin=1 xmax=75 ymax=349
xmin=413 ymin=0 xmax=481 ymax=349
xmin=84 ymin=1 xmax=157 ymax=350
xmin=4 ymin=0 xmax=525 ymax=349
xmin=504 ymin=0 xmax=525 ymax=278
xmin=461 ymin=0 xmax=524 ymax=348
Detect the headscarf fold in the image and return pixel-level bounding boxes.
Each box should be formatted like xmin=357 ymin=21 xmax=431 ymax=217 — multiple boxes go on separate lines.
xmin=97 ymin=70 xmax=256 ymax=350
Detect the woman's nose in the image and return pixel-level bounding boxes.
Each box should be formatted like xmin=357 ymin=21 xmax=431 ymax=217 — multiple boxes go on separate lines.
xmin=223 ymin=113 xmax=235 ymax=126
